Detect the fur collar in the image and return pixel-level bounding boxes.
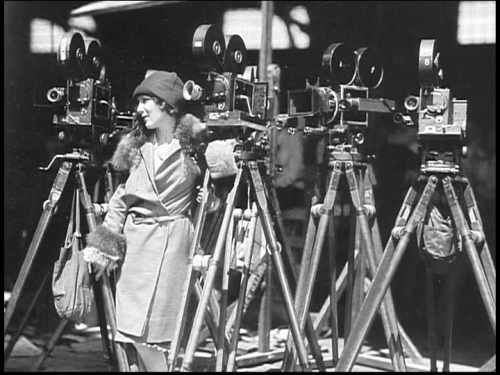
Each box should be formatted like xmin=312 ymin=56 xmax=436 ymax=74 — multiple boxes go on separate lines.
xmin=109 ymin=113 xmax=206 ymax=172
xmin=109 ymin=132 xmax=143 ymax=171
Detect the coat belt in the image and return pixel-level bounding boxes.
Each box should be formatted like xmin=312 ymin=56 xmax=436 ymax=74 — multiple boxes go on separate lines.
xmin=129 ymin=212 xmax=189 ymax=225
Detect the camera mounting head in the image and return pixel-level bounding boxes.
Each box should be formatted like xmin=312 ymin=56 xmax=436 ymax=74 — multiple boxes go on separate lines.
xmin=404 ymin=39 xmax=467 ymax=174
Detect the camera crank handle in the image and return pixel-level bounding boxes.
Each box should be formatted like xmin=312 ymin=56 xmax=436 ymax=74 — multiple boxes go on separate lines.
xmin=39 ymin=155 xmax=65 ymax=171
xmin=39 ymin=152 xmax=90 ymax=171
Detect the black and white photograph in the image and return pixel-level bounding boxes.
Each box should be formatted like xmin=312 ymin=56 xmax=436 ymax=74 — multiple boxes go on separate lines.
xmin=4 ymin=1 xmax=495 ymax=372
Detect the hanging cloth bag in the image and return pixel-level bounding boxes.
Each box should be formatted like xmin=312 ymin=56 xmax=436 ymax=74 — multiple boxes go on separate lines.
xmin=52 ymin=191 xmax=94 ymax=321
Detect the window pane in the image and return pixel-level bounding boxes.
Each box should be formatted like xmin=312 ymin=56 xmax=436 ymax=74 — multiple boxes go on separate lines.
xmin=30 ymin=18 xmax=65 ymax=54
xmin=458 ymin=1 xmax=496 ymax=45
xmin=223 ymin=9 xmax=308 ymax=50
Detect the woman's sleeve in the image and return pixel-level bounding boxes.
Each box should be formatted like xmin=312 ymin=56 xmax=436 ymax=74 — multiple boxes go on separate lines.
xmin=84 ymin=183 xmax=128 ymax=269
xmin=102 ymin=183 xmax=128 ymax=234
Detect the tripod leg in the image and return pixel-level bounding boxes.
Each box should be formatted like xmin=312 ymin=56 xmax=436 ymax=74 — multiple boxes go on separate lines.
xmin=313 ymin=250 xmax=361 ymax=332
xmin=425 ymin=264 xmax=438 ymax=372
xmin=281 ymin=209 xmax=324 ymax=372
xmin=91 ymin=270 xmax=115 ymax=366
xmin=248 ymin=162 xmax=311 ymax=372
xmin=4 ymin=161 xmax=72 ymax=337
xmin=258 ymin=253 xmax=272 ymax=352
xmin=225 ymin=253 xmax=268 ymax=339
xmin=215 ymin=206 xmax=236 ymax=371
xmin=30 ymin=318 xmax=70 ymax=372
xmin=327 ymin=214 xmax=339 ymax=364
xmin=181 ymin=168 xmax=244 ymax=372
xmin=4 ymin=273 xmax=50 ymax=363
xmin=169 ymin=169 xmax=212 ymax=371
xmin=75 ymin=167 xmax=129 ymax=372
xmin=461 ymin=179 xmax=496 ymax=302
xmin=345 ymin=204 xmax=359 ymax=338
xmin=283 ymin=162 xmax=342 ymax=371
xmin=346 ymin=163 xmax=407 ymax=372
xmin=358 ymin=166 xmax=410 ymax=371
xmin=352 ymin=224 xmax=366 ymax=327
xmin=335 ymin=175 xmax=438 ymax=372
xmin=267 ymin=178 xmax=326 ymax=371
xmin=350 ymin=168 xmax=366 ymax=327
xmin=364 ymin=172 xmax=424 ymax=365
xmin=195 ymin=279 xmax=225 ymax=349
xmin=442 ymin=177 xmax=496 ymax=335
xmin=226 ymin=204 xmax=259 ymax=372
xmin=88 ymin=172 xmax=117 ymax=366
xmin=103 ymin=163 xmax=114 ymax=203
xmin=442 ymin=264 xmax=455 ymax=372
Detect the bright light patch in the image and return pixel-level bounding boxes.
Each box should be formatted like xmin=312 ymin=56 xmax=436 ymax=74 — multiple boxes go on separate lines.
xmin=289 ymin=23 xmax=310 ymax=49
xmin=68 ymin=16 xmax=97 ymax=34
xmin=457 ymin=1 xmax=495 ymax=45
xmin=223 ymin=9 xmax=309 ymax=50
xmin=30 ymin=18 xmax=65 ymax=54
xmin=290 ymin=5 xmax=310 ymax=25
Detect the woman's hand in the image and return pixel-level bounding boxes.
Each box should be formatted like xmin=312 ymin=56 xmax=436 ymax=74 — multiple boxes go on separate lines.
xmin=82 ymin=247 xmax=121 ymax=280
xmin=196 ymin=184 xmax=221 ymax=213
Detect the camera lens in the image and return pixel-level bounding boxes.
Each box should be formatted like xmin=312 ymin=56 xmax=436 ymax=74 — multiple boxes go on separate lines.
xmin=47 ymin=88 xmax=64 ymax=103
xmin=404 ymin=95 xmax=419 ymax=112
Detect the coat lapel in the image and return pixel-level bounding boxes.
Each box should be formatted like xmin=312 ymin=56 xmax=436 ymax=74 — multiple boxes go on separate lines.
xmin=139 ymin=142 xmax=160 ymax=197
xmin=156 ymin=139 xmax=182 ymax=167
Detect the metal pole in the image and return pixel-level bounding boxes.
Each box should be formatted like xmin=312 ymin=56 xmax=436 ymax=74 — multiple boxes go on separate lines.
xmin=259 ymin=1 xmax=273 ymax=83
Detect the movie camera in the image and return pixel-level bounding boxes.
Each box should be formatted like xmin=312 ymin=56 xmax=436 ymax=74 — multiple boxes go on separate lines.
xmin=183 ymin=24 xmax=269 ymax=135
xmin=183 ymin=24 xmax=273 ymax=173
xmin=283 ymin=42 xmax=396 ymax=154
xmin=398 ymin=39 xmax=467 ymax=174
xmin=45 ymin=31 xmax=132 ymax=158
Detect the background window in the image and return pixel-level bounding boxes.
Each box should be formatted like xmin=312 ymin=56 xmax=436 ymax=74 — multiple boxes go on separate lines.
xmin=457 ymin=1 xmax=496 ymax=45
xmin=223 ymin=7 xmax=310 ymax=50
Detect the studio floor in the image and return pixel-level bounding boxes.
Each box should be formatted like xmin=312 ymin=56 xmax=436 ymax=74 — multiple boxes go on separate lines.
xmin=4 ymin=320 xmax=493 ymax=372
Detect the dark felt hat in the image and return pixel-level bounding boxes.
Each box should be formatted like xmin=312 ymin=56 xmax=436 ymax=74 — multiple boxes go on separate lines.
xmin=133 ymin=71 xmax=184 ymax=112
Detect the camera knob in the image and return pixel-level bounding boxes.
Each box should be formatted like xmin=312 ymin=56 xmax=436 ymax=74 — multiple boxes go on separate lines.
xmin=100 ymin=133 xmax=109 ymax=146
xmin=461 ymin=146 xmax=468 ymax=158
xmin=353 ymin=132 xmax=364 ymax=145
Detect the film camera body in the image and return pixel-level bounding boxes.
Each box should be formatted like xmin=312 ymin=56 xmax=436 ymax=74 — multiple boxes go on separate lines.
xmin=46 ymin=31 xmax=129 ymax=159
xmin=183 ymin=24 xmax=271 ymax=162
xmin=184 ymin=25 xmax=268 ymax=127
xmin=402 ymin=39 xmax=467 ymax=174
xmin=285 ymin=43 xmax=395 ymax=158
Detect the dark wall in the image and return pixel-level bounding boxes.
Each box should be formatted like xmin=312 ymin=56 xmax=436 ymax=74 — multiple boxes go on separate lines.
xmin=4 ymin=1 xmax=495 ymax=350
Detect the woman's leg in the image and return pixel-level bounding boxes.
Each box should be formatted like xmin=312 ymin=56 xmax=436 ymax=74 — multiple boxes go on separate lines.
xmin=121 ymin=342 xmax=141 ymax=372
xmin=132 ymin=343 xmax=169 ymax=372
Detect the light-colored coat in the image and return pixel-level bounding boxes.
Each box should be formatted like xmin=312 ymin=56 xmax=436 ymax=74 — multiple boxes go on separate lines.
xmin=102 ymin=137 xmax=200 ymax=342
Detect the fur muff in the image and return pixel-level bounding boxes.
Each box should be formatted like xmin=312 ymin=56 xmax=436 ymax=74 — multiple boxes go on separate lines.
xmin=86 ymin=226 xmax=126 ymax=262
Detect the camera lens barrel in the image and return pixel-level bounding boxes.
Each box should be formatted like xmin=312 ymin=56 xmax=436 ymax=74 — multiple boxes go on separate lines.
xmin=47 ymin=88 xmax=65 ymax=103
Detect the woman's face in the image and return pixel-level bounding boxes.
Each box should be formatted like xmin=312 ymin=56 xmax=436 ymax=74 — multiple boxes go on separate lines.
xmin=136 ymin=95 xmax=172 ymax=130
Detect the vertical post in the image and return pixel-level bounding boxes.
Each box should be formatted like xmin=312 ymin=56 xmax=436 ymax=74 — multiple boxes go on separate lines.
xmin=258 ymin=0 xmax=274 ymax=354
xmin=259 ymin=1 xmax=273 ymax=84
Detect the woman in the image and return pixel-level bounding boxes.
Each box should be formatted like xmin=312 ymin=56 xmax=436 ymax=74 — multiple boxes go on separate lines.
xmin=83 ymin=70 xmax=202 ymax=371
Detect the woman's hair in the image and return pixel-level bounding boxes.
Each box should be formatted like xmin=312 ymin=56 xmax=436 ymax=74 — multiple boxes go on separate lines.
xmin=126 ymin=96 xmax=183 ymax=145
